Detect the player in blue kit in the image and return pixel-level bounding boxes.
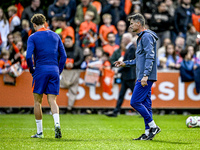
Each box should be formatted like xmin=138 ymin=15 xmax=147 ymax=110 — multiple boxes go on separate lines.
xmin=114 ymin=13 xmax=161 ymax=140
xmin=26 ymin=14 xmax=67 ymax=138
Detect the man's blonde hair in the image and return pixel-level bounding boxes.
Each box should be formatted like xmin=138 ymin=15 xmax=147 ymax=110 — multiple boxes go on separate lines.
xmin=102 ymin=14 xmax=112 ymax=20
xmin=31 ymin=14 xmax=46 ymax=25
xmin=1 ymin=49 xmax=10 ymax=56
xmin=85 ymin=11 xmax=95 ymax=18
xmin=7 ymin=5 xmax=17 ymax=13
xmin=22 ymin=19 xmax=30 ymax=28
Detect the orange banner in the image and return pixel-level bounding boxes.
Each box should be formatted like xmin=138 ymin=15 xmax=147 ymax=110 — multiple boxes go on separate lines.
xmin=0 ymin=71 xmax=200 ymax=108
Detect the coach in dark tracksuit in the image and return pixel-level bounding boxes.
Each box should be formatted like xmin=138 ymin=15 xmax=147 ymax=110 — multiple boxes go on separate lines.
xmin=114 ymin=14 xmax=161 ymax=141
xmin=106 ymin=33 xmax=136 ymax=117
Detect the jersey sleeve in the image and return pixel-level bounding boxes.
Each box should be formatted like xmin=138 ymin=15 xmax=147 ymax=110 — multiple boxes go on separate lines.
xmin=26 ymin=36 xmax=35 ymax=74
xmin=58 ymin=37 xmax=67 ymax=74
xmin=124 ymin=59 xmax=136 ymax=67
xmin=142 ymin=34 xmax=155 ymax=76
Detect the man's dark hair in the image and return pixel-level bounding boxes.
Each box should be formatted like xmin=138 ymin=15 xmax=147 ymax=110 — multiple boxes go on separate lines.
xmin=65 ymin=36 xmax=73 ymax=40
xmin=103 ymin=52 xmax=110 ymax=58
xmin=31 ymin=14 xmax=46 ymax=25
xmin=157 ymin=1 xmax=165 ymax=7
xmin=180 ymin=49 xmax=188 ymax=59
xmin=187 ymin=23 xmax=193 ymax=31
xmin=7 ymin=33 xmax=13 ymax=38
xmin=0 ymin=49 xmax=10 ymax=58
xmin=195 ymin=2 xmax=200 ymax=9
xmin=32 ymin=0 xmax=40 ymax=3
xmin=128 ymin=13 xmax=145 ymax=26
xmin=107 ymin=32 xmax=115 ymax=38
xmin=52 ymin=16 xmax=58 ymax=22
xmin=56 ymin=16 xmax=66 ymax=22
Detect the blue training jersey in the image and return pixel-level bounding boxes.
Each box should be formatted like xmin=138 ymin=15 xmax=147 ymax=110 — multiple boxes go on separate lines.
xmin=26 ymin=28 xmax=67 ymax=74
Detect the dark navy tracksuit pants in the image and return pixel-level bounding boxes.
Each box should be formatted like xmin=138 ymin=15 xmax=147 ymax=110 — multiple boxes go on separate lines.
xmin=130 ymin=80 xmax=154 ymax=130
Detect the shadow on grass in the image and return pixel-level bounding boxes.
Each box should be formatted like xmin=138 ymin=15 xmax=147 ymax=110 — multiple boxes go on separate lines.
xmin=29 ymin=138 xmax=193 ymax=145
xmin=9 ymin=137 xmax=193 ymax=145
xmin=151 ymin=140 xmax=192 ymax=145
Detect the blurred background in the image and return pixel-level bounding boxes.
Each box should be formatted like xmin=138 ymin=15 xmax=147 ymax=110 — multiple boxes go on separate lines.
xmin=0 ymin=0 xmax=200 ymax=115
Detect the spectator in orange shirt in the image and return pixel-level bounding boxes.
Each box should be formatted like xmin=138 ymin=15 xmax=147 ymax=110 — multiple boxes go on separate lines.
xmin=75 ymin=0 xmax=100 ymax=46
xmin=103 ymin=32 xmax=119 ymax=56
xmin=102 ymin=51 xmax=111 ymax=69
xmin=9 ymin=40 xmax=24 ymax=64
xmin=99 ymin=14 xmax=118 ymax=45
xmin=7 ymin=5 xmax=20 ymax=32
xmin=57 ymin=16 xmax=75 ymax=43
xmin=0 ymin=50 xmax=11 ymax=74
xmin=192 ymin=2 xmax=200 ymax=32
xmin=79 ymin=11 xmax=97 ymax=52
xmin=75 ymin=0 xmax=100 ymax=32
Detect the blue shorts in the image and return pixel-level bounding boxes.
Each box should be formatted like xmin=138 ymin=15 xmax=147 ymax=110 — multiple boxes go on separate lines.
xmin=32 ymin=72 xmax=60 ymax=95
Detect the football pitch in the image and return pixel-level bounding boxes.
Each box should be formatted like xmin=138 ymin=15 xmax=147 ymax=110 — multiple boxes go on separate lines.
xmin=0 ymin=114 xmax=199 ymax=150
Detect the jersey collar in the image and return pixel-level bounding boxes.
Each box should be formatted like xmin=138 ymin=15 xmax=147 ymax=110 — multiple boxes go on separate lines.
xmin=37 ymin=27 xmax=49 ymax=32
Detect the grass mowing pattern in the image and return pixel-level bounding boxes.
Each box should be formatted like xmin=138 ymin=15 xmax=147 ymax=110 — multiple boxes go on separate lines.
xmin=0 ymin=114 xmax=200 ymax=150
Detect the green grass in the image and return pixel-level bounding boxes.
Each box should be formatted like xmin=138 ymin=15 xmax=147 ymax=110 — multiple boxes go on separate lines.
xmin=0 ymin=114 xmax=200 ymax=150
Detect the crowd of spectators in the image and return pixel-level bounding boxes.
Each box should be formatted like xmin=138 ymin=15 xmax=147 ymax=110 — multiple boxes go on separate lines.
xmin=0 ymin=0 xmax=200 ymax=75
xmin=0 ymin=1 xmax=200 ymax=116
xmin=0 ymin=0 xmax=200 ymax=95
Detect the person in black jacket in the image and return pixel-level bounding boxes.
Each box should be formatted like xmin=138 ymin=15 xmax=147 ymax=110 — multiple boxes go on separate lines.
xmin=150 ymin=1 xmax=173 ymax=49
xmin=51 ymin=0 xmax=76 ymax=27
xmin=48 ymin=0 xmax=72 ymax=26
xmin=102 ymin=0 xmax=127 ymax=26
xmin=21 ymin=0 xmax=44 ymax=30
xmin=174 ymin=0 xmax=195 ymax=40
xmin=105 ymin=33 xmax=136 ymax=117
xmin=60 ymin=36 xmax=84 ymax=112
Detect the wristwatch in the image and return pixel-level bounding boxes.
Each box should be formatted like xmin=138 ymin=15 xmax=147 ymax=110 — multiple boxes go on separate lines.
xmin=144 ymin=74 xmax=148 ymax=77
